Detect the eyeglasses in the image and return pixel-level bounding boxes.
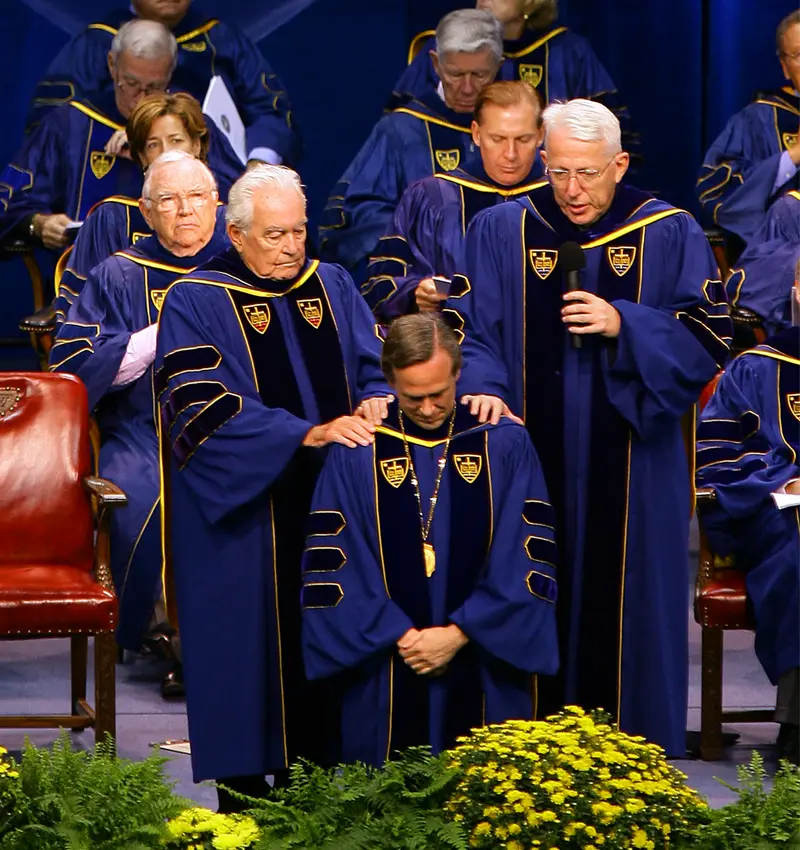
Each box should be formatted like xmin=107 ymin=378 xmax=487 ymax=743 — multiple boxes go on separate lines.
xmin=779 ymin=50 xmax=800 ymax=65
xmin=146 ymin=190 xmax=214 ymax=213
xmin=545 ymin=156 xmax=617 ymax=186
xmin=115 ymin=76 xmax=169 ymax=97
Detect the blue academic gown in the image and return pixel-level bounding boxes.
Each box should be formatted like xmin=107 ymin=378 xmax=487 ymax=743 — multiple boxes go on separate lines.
xmin=451 ymin=182 xmax=733 ymax=756
xmin=364 ymin=157 xmax=545 ymax=321
xmin=697 ymin=87 xmax=800 ymax=245
xmin=302 ymin=403 xmax=559 ymax=767
xmin=391 ymin=27 xmax=637 ymax=157
xmin=696 ymin=329 xmax=799 ymax=686
xmin=155 ymin=251 xmax=390 ymax=782
xmin=26 ymin=7 xmax=298 ymax=164
xmin=49 ymin=230 xmax=228 ymax=649
xmin=726 ymin=190 xmax=800 ymax=335
xmin=319 ymin=92 xmax=476 ymax=273
xmin=55 ymin=203 xmax=229 ymax=325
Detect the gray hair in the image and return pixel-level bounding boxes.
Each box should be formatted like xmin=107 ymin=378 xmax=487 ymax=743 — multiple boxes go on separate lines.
xmin=777 ymin=10 xmax=800 ymax=53
xmin=226 ymin=165 xmax=306 ymax=233
xmin=542 ymin=99 xmax=622 ymax=153
xmin=141 ymin=150 xmax=217 ymax=202
xmin=435 ymin=9 xmax=503 ymax=64
xmin=110 ymin=19 xmax=178 ymax=71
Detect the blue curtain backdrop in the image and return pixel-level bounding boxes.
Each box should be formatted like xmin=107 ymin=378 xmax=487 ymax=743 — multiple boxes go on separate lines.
xmin=0 ymin=0 xmax=794 ymax=344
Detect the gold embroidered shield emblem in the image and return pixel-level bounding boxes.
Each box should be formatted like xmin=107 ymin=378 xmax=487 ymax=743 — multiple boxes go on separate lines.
xmin=783 ymin=132 xmax=798 ymax=151
xmin=243 ymin=303 xmax=270 ymax=334
xmin=150 ymin=290 xmax=166 ymax=312
xmin=787 ymin=392 xmax=800 ymax=422
xmin=90 ymin=151 xmax=116 ymax=180
xmin=607 ymin=246 xmax=636 ymax=276
xmin=0 ymin=386 xmax=22 ymax=417
xmin=529 ymin=249 xmax=557 ymax=280
xmin=435 ymin=149 xmax=460 ymax=171
xmin=297 ymin=298 xmax=323 ymax=329
xmin=180 ymin=40 xmax=207 ymax=52
xmin=519 ymin=64 xmax=543 ymax=87
xmin=380 ymin=457 xmax=409 ymax=488
xmin=132 ymin=232 xmax=148 ymax=244
xmin=454 ymin=454 xmax=482 ymax=483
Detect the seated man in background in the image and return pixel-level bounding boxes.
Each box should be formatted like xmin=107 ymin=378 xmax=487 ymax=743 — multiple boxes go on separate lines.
xmin=0 ymin=19 xmax=176 ymax=252
xmin=364 ymin=80 xmax=543 ymax=321
xmin=26 ymin=0 xmax=298 ymax=166
xmin=55 ymin=91 xmax=242 ymax=324
xmin=696 ymin=267 xmax=800 ymax=765
xmin=726 ymin=189 xmax=800 ymax=337
xmin=319 ymin=9 xmax=502 ymax=275
xmin=697 ymin=10 xmax=800 ymax=248
xmin=301 ymin=314 xmax=558 ymax=767
xmin=50 ymin=151 xmax=227 ymax=695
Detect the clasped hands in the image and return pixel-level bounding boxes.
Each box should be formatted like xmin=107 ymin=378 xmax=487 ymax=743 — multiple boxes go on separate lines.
xmin=397 ymin=624 xmax=468 ymax=676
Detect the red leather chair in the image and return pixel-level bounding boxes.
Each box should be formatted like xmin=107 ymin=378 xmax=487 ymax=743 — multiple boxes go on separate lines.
xmin=694 ymin=373 xmax=773 ymax=759
xmin=0 ymin=373 xmax=126 ymax=744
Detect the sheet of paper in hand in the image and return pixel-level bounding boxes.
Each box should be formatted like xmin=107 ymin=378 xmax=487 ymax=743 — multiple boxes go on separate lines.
xmin=203 ymin=76 xmax=247 ymax=166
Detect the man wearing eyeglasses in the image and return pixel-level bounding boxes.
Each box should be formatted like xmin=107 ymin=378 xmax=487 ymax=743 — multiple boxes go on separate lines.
xmin=0 ymin=19 xmax=177 ymax=252
xmin=450 ymin=98 xmax=733 ymax=757
xmin=50 ymin=151 xmax=227 ymax=692
xmin=697 ymin=10 xmax=800 ymax=248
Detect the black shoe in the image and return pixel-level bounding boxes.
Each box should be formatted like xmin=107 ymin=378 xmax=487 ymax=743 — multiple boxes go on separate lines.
xmin=777 ymin=723 xmax=800 ymax=766
xmin=161 ymin=663 xmax=184 ymax=699
xmin=216 ymin=774 xmax=270 ymax=814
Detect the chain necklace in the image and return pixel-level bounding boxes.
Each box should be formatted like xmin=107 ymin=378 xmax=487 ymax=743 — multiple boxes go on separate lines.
xmin=398 ymin=406 xmax=457 ymax=578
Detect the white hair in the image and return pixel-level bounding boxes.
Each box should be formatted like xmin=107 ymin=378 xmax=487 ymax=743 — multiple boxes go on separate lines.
xmin=141 ymin=150 xmax=217 ymax=202
xmin=542 ymin=99 xmax=622 ymax=153
xmin=226 ymin=165 xmax=306 ymax=233
xmin=110 ymin=19 xmax=178 ymax=71
xmin=435 ymin=9 xmax=503 ymax=64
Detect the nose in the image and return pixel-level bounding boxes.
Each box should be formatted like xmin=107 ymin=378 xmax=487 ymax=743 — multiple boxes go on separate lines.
xmin=504 ymin=139 xmax=518 ymax=161
xmin=460 ymin=75 xmax=476 ymax=96
xmin=284 ymin=232 xmax=300 ymax=254
xmin=176 ymin=195 xmax=193 ymax=214
xmin=419 ymin=397 xmax=436 ymax=418
xmin=565 ymin=174 xmax=582 ymax=197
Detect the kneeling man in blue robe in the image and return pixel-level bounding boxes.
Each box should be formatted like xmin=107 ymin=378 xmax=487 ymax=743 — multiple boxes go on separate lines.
xmin=302 ymin=314 xmax=559 ymax=766
xmin=696 ymin=269 xmax=800 ymax=766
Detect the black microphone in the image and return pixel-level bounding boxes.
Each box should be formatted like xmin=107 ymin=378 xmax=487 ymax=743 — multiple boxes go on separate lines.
xmin=559 ymin=240 xmax=586 ymax=350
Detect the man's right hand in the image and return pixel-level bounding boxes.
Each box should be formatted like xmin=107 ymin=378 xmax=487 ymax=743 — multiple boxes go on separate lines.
xmin=302 ymin=415 xmax=376 ymax=449
xmin=415 ymin=278 xmax=447 ymax=312
xmin=33 ymin=213 xmax=73 ymax=250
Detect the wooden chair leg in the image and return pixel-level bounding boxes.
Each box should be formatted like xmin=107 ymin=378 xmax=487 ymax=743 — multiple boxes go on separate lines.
xmin=70 ymin=635 xmax=88 ymax=719
xmin=700 ymin=626 xmax=724 ymax=760
xmin=94 ymin=632 xmax=117 ymax=751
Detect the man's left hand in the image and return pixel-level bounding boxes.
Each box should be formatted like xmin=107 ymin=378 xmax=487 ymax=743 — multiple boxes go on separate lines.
xmin=355 ymin=394 xmax=394 ymax=425
xmin=398 ymin=625 xmax=468 ymax=675
xmin=562 ymin=291 xmax=621 ymax=338
xmin=461 ymin=395 xmax=522 ymax=425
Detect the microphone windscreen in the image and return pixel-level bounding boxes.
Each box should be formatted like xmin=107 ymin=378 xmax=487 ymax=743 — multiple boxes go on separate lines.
xmin=559 ymin=241 xmax=586 ymax=272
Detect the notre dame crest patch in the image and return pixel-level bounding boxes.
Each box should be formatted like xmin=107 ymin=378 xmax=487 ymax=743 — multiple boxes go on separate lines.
xmin=380 ymin=457 xmax=409 ymax=488
xmin=435 ymin=149 xmax=460 ymax=171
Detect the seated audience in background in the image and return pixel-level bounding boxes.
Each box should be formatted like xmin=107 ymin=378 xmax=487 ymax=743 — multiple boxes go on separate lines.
xmin=0 ymin=19 xmax=176 ymax=252
xmin=392 ymin=0 xmax=638 ymax=157
xmin=696 ymin=269 xmax=800 ymax=765
xmin=450 ymin=98 xmax=732 ymax=757
xmin=26 ymin=0 xmax=298 ymax=166
xmin=726 ymin=189 xmax=800 ymax=336
xmin=319 ymin=9 xmax=502 ymax=274
xmin=697 ymin=10 xmax=800 ymax=248
xmin=155 ymin=165 xmax=393 ymax=812
xmin=364 ymin=80 xmax=544 ymax=322
xmin=50 ymin=152 xmax=227 ymax=696
xmin=301 ymin=314 xmax=558 ymax=767
xmin=55 ymin=91 xmax=242 ymax=324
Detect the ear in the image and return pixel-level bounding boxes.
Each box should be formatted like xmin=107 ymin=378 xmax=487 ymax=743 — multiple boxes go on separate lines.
xmin=107 ymin=52 xmax=115 ymax=79
xmin=430 ymin=50 xmax=440 ymax=79
xmin=613 ymin=152 xmax=630 ymax=184
xmin=540 ymin=149 xmax=549 ymax=168
xmin=471 ymin=120 xmax=481 ymax=148
xmin=227 ymin=222 xmax=244 ymax=253
xmin=138 ymin=198 xmax=154 ymax=229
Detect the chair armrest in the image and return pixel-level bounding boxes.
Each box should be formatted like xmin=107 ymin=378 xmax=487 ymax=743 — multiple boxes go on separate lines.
xmin=83 ymin=476 xmax=127 ymax=508
xmin=0 ymin=238 xmax=34 ymax=257
xmin=703 ymin=228 xmax=726 ymax=247
xmin=19 ymin=302 xmax=57 ymax=333
xmin=695 ymin=487 xmax=717 ymax=504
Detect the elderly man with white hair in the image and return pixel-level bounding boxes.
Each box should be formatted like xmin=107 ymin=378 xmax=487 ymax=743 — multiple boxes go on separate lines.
xmin=50 ymin=151 xmax=227 ymax=678
xmin=319 ymin=8 xmax=503 ymax=273
xmin=0 ymin=18 xmax=179 ymax=251
xmin=155 ymin=164 xmax=392 ymax=811
xmin=449 ymin=98 xmax=734 ymax=756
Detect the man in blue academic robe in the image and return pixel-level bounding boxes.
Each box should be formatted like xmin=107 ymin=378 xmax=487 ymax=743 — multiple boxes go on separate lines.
xmin=451 ymin=99 xmax=733 ymax=757
xmin=156 ymin=164 xmax=394 ymax=810
xmin=319 ymin=9 xmax=503 ymax=275
xmin=26 ymin=0 xmax=297 ymax=165
xmin=50 ymin=153 xmax=227 ymax=669
xmin=696 ymin=11 xmax=800 ymax=246
xmin=364 ymin=79 xmax=544 ymax=321
xmin=0 ymin=19 xmax=177 ymax=253
xmin=391 ymin=1 xmax=637 ymax=157
xmin=302 ymin=314 xmax=559 ymax=767
xmin=696 ymin=282 xmax=800 ymax=764
xmin=726 ymin=190 xmax=800 ymax=336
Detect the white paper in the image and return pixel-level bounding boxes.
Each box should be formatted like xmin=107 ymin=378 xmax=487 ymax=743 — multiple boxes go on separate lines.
xmin=202 ymin=75 xmax=247 ymax=166
xmin=154 ymin=739 xmax=191 ymax=755
xmin=772 ymin=490 xmax=800 ymax=510
xmin=65 ymin=221 xmax=83 ymax=234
